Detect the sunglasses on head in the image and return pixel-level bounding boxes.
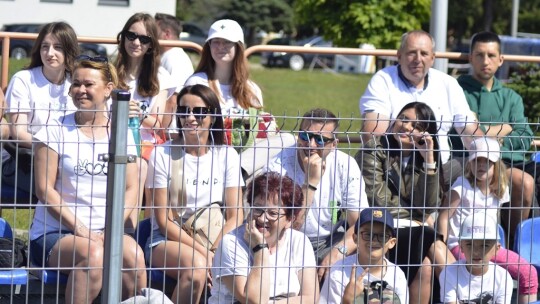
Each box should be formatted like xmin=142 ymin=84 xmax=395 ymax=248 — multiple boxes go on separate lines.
xmin=298 ymin=130 xmax=334 ymax=146
xmin=177 ymin=106 xmax=212 ymax=119
xmin=123 ymin=30 xmax=152 ymax=45
xmin=75 ymin=55 xmax=111 ymax=82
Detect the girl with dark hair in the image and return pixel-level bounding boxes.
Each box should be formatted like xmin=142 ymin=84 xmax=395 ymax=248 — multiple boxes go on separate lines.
xmin=145 ymin=85 xmax=244 ymax=304
xmin=209 ymin=171 xmax=319 ymax=303
xmin=356 ymin=101 xmax=454 ymax=304
xmin=6 ymin=21 xmax=79 ymax=148
xmin=115 ymin=12 xmax=176 ymax=161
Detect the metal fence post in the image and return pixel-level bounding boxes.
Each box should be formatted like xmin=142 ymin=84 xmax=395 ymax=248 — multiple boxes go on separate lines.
xmin=101 ymin=90 xmax=134 ymax=303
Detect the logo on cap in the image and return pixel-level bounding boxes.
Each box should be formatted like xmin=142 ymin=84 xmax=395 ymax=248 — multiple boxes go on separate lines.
xmin=373 ymin=210 xmax=383 ymax=218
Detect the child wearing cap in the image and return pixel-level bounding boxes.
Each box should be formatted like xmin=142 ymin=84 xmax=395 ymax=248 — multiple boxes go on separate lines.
xmin=437 ymin=138 xmax=538 ymax=303
xmin=320 ymin=208 xmax=409 ymax=304
xmin=439 ymin=213 xmax=513 ymax=304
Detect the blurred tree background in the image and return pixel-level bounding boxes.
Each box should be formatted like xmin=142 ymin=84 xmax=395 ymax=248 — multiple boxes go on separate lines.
xmin=176 ymin=0 xmax=540 ymax=49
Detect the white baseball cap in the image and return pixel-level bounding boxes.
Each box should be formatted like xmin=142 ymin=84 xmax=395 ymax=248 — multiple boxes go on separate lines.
xmin=468 ymin=138 xmax=500 ymax=163
xmin=459 ymin=213 xmax=499 ymax=240
xmin=206 ymin=19 xmax=244 ymax=44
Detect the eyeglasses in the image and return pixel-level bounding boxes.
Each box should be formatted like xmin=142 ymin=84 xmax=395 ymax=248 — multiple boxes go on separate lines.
xmin=177 ymin=106 xmax=212 ymax=119
xmin=298 ymin=131 xmax=334 ymax=147
xmin=75 ymin=55 xmax=111 ymax=82
xmin=360 ymin=232 xmax=393 ymax=243
xmin=123 ymin=30 xmax=152 ymax=45
xmin=251 ymin=208 xmax=287 ymax=221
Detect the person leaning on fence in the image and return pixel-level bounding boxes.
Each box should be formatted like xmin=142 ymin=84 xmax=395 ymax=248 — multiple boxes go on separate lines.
xmin=3 ymin=22 xmax=80 ymax=195
xmin=29 ymin=57 xmax=147 ymax=304
xmin=184 ymin=19 xmax=295 ymax=181
xmin=209 ymin=171 xmax=319 ymax=303
xmin=320 ymin=208 xmax=409 ymax=304
xmin=356 ymin=101 xmax=456 ymax=304
xmin=145 ymin=84 xmax=244 ymax=304
xmin=439 ymin=213 xmax=513 ymax=304
xmin=359 ymin=29 xmax=484 ymax=192
xmin=437 ymin=138 xmax=538 ymax=304
xmin=457 ymin=31 xmax=537 ymax=245
xmin=265 ymin=108 xmax=369 ymax=282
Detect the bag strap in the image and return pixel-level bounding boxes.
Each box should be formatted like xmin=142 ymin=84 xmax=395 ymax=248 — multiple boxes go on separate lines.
xmin=168 ymin=140 xmax=187 ymax=222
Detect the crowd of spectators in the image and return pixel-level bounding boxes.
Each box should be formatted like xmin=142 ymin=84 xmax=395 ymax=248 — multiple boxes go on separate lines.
xmin=1 ymin=12 xmax=539 ymax=304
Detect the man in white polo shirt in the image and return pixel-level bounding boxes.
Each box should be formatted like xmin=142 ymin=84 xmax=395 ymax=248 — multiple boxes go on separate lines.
xmin=360 ymin=30 xmax=483 ymax=188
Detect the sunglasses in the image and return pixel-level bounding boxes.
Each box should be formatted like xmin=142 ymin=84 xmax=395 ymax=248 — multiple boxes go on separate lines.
xmin=298 ymin=130 xmax=334 ymax=147
xmin=123 ymin=30 xmax=152 ymax=45
xmin=75 ymin=55 xmax=111 ymax=82
xmin=177 ymin=106 xmax=212 ymax=119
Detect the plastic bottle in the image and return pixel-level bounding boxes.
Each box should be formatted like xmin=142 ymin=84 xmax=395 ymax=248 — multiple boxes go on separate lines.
xmin=128 ymin=116 xmax=141 ymax=157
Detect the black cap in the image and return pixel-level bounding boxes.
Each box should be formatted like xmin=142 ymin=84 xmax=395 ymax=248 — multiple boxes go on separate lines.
xmin=355 ymin=208 xmax=395 ymax=236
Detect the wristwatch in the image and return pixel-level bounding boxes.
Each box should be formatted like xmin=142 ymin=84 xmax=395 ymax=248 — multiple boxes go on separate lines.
xmin=334 ymin=245 xmax=347 ymax=255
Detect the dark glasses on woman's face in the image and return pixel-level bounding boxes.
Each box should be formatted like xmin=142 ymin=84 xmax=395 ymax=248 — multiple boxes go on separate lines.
xmin=177 ymin=106 xmax=212 ymax=119
xmin=123 ymin=30 xmax=152 ymax=45
xmin=298 ymin=130 xmax=334 ymax=147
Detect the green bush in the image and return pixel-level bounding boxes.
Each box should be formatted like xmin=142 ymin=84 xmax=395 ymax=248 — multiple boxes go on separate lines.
xmin=506 ymin=63 xmax=540 ymax=133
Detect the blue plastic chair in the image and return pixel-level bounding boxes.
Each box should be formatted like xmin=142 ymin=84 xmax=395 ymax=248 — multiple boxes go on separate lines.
xmin=0 ymin=218 xmax=28 ymax=286
xmin=513 ymin=217 xmax=540 ymax=274
xmin=136 ymin=218 xmax=176 ymax=286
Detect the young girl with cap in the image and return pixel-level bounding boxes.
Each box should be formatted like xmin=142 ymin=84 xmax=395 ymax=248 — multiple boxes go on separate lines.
xmin=440 ymin=213 xmax=513 ymax=304
xmin=437 ymin=138 xmax=538 ymax=304
xmin=184 ymin=19 xmax=295 ymax=181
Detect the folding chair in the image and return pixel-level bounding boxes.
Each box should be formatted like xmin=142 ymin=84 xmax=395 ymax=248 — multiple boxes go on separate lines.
xmin=0 ymin=217 xmax=28 ymax=292
xmin=513 ymin=217 xmax=540 ymax=274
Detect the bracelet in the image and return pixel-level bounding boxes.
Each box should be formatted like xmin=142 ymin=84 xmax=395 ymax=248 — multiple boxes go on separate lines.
xmin=252 ymin=243 xmax=269 ymax=253
xmin=423 ymin=162 xmax=437 ymax=170
xmin=305 ymin=183 xmax=318 ymax=191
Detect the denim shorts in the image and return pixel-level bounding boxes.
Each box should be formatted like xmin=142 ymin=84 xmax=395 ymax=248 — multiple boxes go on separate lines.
xmin=30 ymin=231 xmax=72 ymax=267
xmin=143 ymin=229 xmax=167 ymax=265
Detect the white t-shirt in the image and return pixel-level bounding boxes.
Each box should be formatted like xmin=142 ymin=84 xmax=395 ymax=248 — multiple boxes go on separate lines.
xmin=146 ymin=144 xmax=244 ymax=229
xmin=160 ymin=47 xmax=194 ymax=93
xmin=266 ymin=148 xmax=369 ymax=238
xmin=209 ymin=225 xmax=316 ymax=304
xmin=320 ymin=254 xmax=409 ymax=304
xmin=440 ymin=260 xmax=513 ymax=304
xmin=29 ymin=113 xmax=137 ymax=240
xmin=359 ymin=65 xmax=475 ymax=163
xmin=447 ymin=176 xmax=510 ymax=250
xmin=126 ymin=66 xmax=176 ymax=143
xmin=184 ymin=72 xmax=263 ymax=117
xmin=6 ymin=66 xmax=75 ymax=135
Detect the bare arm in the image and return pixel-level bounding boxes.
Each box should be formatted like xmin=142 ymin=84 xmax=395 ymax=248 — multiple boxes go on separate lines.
xmin=436 ymin=190 xmax=461 ymax=242
xmin=123 ymin=161 xmax=140 ymax=223
xmin=211 ymin=186 xmax=244 ymax=250
xmin=161 ymin=93 xmax=178 ymax=131
xmin=454 ymin=120 xmax=484 ymax=150
xmin=149 ymin=187 xmax=210 ymax=257
xmin=275 ymin=268 xmax=320 ymax=304
xmin=8 ymin=112 xmax=33 ymax=148
xmin=360 ymin=112 xmax=390 ymax=144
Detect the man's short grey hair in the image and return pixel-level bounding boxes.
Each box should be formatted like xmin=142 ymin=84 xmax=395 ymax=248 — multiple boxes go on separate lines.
xmin=399 ymin=30 xmax=435 ymax=52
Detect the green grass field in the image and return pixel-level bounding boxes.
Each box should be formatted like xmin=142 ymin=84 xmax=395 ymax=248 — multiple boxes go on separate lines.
xmin=2 ymin=58 xmax=372 ymax=233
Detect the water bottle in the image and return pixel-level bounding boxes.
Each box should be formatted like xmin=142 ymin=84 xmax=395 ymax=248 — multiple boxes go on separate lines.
xmin=128 ymin=113 xmax=141 ymax=157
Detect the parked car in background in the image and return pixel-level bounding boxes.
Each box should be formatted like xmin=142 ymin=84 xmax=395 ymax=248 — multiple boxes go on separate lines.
xmin=0 ymin=23 xmax=107 ymax=60
xmin=180 ymin=22 xmax=207 ymax=46
xmin=261 ymin=36 xmax=334 ymax=71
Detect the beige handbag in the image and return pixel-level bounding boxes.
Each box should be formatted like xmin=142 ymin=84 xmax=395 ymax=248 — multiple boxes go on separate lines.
xmin=169 ymin=142 xmax=224 ymax=251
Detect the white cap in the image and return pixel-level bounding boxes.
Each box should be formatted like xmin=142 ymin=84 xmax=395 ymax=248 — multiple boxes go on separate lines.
xmin=206 ymin=19 xmax=244 ymax=44
xmin=468 ymin=138 xmax=500 ymax=163
xmin=459 ymin=213 xmax=498 ymax=240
